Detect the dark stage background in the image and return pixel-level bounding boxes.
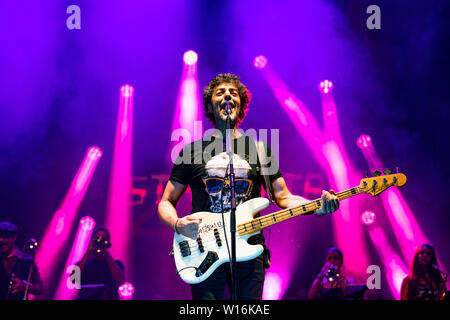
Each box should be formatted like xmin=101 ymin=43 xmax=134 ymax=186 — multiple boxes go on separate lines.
xmin=0 ymin=0 xmax=449 ymax=299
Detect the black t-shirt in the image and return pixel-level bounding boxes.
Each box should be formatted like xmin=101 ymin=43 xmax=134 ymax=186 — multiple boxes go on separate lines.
xmin=170 ymin=134 xmax=282 ymax=244
xmin=78 ymin=258 xmax=125 ymax=300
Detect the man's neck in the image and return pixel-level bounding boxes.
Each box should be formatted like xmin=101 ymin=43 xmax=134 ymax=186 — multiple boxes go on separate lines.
xmin=214 ymin=121 xmax=241 ymax=141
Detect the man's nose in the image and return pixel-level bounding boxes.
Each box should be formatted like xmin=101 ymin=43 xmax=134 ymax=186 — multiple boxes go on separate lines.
xmin=224 ymin=94 xmax=232 ymax=101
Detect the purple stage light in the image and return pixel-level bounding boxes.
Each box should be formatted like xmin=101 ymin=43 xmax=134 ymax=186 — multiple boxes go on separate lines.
xmin=80 ymin=216 xmax=96 ymax=231
xmin=258 ymin=65 xmax=370 ymax=284
xmin=54 ymin=216 xmax=96 ymax=300
xmin=120 ymin=84 xmax=134 ymax=98
xmin=263 ymin=272 xmax=284 ymax=300
xmin=253 ymin=55 xmax=268 ymax=69
xmin=361 ymin=210 xmax=376 ymax=225
xmin=183 ymin=50 xmax=198 ymax=66
xmin=169 ymin=50 xmax=202 ymax=162
xmin=106 ymin=84 xmax=135 ymax=281
xmin=368 ymin=225 xmax=408 ymax=299
xmin=318 ymin=80 xmax=333 ymax=94
xmin=35 ymin=146 xmax=102 ymax=294
xmin=118 ymin=282 xmax=135 ymax=300
xmin=357 ymin=134 xmax=372 ymax=149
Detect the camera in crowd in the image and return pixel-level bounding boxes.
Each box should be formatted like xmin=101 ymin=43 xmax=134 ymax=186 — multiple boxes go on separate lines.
xmin=93 ymin=236 xmax=111 ymax=253
xmin=324 ymin=265 xmax=340 ymax=282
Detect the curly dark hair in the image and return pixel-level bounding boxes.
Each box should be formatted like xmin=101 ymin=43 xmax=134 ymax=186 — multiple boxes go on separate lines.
xmin=202 ymin=73 xmax=252 ymax=125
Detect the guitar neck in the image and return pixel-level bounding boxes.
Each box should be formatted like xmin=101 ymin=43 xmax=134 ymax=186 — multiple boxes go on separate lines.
xmin=237 ymin=186 xmax=361 ymax=236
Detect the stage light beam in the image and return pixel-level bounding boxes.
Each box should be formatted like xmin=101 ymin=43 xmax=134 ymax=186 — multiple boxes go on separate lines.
xmin=318 ymin=80 xmax=333 ymax=94
xmin=118 ymin=282 xmax=135 ymax=300
xmin=35 ymin=146 xmax=102 ymax=296
xmin=253 ymin=55 xmax=268 ymax=69
xmin=183 ymin=50 xmax=198 ymax=66
xmin=54 ymin=216 xmax=96 ymax=300
xmin=105 ymin=84 xmax=135 ymax=282
xmin=170 ymin=50 xmax=202 ymax=161
xmin=361 ymin=210 xmax=376 ymax=225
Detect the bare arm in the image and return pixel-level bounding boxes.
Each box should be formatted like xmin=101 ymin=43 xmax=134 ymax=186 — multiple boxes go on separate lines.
xmin=157 ymin=180 xmax=202 ymax=239
xmin=157 ymin=180 xmax=187 ymax=230
xmin=270 ymin=177 xmax=310 ymax=209
xmin=270 ymin=177 xmax=339 ymax=215
xmin=308 ymin=277 xmax=323 ymax=300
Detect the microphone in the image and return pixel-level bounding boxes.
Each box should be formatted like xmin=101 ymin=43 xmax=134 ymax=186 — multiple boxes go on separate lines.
xmin=224 ymin=101 xmax=233 ymax=116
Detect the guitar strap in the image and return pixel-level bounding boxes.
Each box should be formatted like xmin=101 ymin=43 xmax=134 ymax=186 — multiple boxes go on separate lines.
xmin=254 ymin=139 xmax=274 ymax=269
xmin=255 ymin=140 xmax=275 ymax=205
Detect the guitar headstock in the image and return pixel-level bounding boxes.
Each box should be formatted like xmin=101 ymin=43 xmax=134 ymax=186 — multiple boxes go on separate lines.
xmin=359 ymin=173 xmax=407 ymax=196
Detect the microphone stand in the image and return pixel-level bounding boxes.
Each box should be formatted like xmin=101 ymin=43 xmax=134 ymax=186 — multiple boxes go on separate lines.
xmin=225 ymin=104 xmax=237 ymax=300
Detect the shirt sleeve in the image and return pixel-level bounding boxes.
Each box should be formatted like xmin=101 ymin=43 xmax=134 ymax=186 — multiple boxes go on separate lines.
xmin=259 ymin=140 xmax=283 ymax=182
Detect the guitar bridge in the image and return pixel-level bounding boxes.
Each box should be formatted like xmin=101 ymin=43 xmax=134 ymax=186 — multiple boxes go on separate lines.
xmin=195 ymin=251 xmax=218 ymax=277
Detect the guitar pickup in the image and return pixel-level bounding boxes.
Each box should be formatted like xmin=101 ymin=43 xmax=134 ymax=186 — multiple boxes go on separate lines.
xmin=196 ymin=237 xmax=205 ymax=253
xmin=196 ymin=251 xmax=219 ymax=277
xmin=213 ymin=228 xmax=222 ymax=247
xmin=178 ymin=240 xmax=191 ymax=257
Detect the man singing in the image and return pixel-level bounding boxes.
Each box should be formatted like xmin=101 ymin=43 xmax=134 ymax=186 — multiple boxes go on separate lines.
xmin=158 ymin=73 xmax=339 ymax=300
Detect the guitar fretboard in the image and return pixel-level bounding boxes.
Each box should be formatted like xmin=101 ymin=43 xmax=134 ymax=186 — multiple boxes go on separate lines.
xmin=237 ymin=187 xmax=361 ymax=236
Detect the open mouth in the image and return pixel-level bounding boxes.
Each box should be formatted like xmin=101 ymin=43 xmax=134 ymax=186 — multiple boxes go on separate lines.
xmin=220 ymin=102 xmax=236 ymax=115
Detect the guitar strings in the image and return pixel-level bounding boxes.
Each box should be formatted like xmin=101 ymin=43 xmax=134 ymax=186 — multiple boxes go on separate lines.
xmin=178 ymin=181 xmax=396 ymax=258
xmin=179 ymin=188 xmax=363 ymax=255
xmin=238 ymin=188 xmax=361 ymax=234
xmin=238 ymin=181 xmax=395 ymax=234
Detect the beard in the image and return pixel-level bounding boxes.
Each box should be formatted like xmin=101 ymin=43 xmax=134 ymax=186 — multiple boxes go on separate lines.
xmin=215 ymin=102 xmax=240 ymax=125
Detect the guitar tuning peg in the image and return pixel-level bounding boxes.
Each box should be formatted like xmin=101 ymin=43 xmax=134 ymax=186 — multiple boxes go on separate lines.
xmin=383 ymin=168 xmax=391 ymax=175
xmin=373 ymin=170 xmax=381 ymax=177
xmin=366 ymin=172 xmax=370 ymax=178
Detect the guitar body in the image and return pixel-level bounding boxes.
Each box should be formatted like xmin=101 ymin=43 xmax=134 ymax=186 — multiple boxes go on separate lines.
xmin=172 ymin=172 xmax=407 ymax=284
xmin=173 ymin=197 xmax=270 ymax=284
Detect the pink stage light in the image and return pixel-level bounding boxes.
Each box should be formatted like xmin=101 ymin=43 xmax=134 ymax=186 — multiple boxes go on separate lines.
xmin=357 ymin=135 xmax=446 ymax=270
xmin=367 ymin=225 xmax=408 ymax=299
xmin=183 ymin=50 xmax=198 ymax=66
xmin=257 ymin=64 xmax=371 ymax=283
xmin=318 ymin=80 xmax=333 ymax=94
xmin=361 ymin=210 xmax=376 ymax=225
xmin=253 ymin=55 xmax=268 ymax=69
xmin=118 ymin=282 xmax=135 ymax=300
xmin=357 ymin=134 xmax=372 ymax=150
xmin=262 ymin=272 xmax=284 ymax=300
xmin=54 ymin=216 xmax=96 ymax=300
xmin=169 ymin=51 xmax=202 ymax=162
xmin=80 ymin=216 xmax=96 ymax=231
xmin=35 ymin=146 xmax=102 ymax=295
xmin=105 ymin=85 xmax=135 ymax=281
